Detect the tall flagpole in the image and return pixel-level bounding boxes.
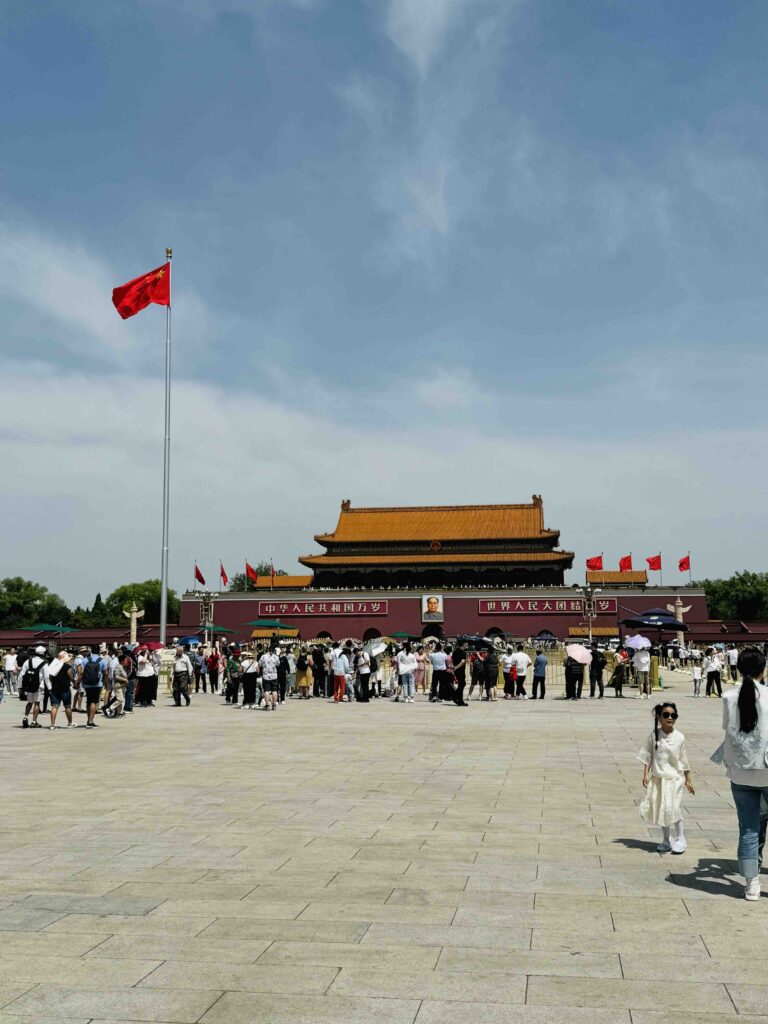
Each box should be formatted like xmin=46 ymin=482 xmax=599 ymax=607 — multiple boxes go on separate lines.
xmin=688 ymin=551 xmax=692 ymax=586
xmin=659 ymin=551 xmax=663 ymax=587
xmin=159 ymin=247 xmax=173 ymax=646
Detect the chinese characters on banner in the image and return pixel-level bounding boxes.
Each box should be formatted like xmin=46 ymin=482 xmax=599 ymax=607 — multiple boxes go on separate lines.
xmin=258 ymin=601 xmax=389 ymax=616
xmin=478 ymin=598 xmax=618 ymax=615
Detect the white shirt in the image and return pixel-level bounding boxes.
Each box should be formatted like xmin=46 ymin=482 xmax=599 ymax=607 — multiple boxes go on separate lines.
xmin=331 ymin=649 xmax=349 ymax=675
xmin=396 ymin=651 xmax=417 ymax=675
xmin=728 ymin=649 xmax=739 ymax=667
xmin=722 ymin=682 xmax=768 ymax=782
xmin=3 ymin=653 xmax=17 ymax=672
xmin=512 ymin=652 xmax=531 ymax=677
xmin=637 ymin=728 xmax=689 ymax=780
xmin=501 ymin=653 xmax=515 ymax=673
xmin=137 ymin=654 xmax=156 ymax=678
xmin=356 ymin=651 xmax=371 ymax=675
xmin=173 ymin=654 xmax=194 ymax=675
xmin=633 ymin=650 xmax=651 ymax=673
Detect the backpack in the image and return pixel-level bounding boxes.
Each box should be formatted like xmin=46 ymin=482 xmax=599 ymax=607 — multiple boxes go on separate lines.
xmin=297 ymin=653 xmax=308 ymax=670
xmin=24 ymin=658 xmax=46 ymax=691
xmin=369 ymin=655 xmax=379 ymax=673
xmin=82 ymin=658 xmax=101 ymax=687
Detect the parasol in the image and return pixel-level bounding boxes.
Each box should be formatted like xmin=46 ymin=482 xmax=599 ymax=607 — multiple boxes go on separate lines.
xmin=565 ymin=643 xmax=593 ymax=666
xmin=624 ymin=635 xmax=652 ymax=651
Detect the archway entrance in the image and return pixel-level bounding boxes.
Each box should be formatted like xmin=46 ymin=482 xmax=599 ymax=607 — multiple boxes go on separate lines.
xmin=363 ymin=627 xmax=381 ymax=642
xmin=421 ymin=624 xmax=444 ymax=640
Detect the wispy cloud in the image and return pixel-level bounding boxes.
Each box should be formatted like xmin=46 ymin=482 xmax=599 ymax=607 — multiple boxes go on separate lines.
xmin=385 ymin=0 xmax=469 ymax=78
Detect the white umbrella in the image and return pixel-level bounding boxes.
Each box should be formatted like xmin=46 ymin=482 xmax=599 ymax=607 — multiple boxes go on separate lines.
xmin=625 ymin=635 xmax=651 ymax=651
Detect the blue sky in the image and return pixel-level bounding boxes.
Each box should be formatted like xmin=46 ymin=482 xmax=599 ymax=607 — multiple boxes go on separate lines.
xmin=1 ymin=0 xmax=767 ymax=606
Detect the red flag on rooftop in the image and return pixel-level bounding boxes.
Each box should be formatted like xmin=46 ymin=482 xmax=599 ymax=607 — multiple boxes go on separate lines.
xmin=619 ymin=554 xmax=633 ymax=572
xmin=646 ymin=554 xmax=662 ymax=571
xmin=586 ymin=555 xmax=603 ymax=571
xmin=194 ymin=563 xmax=206 ymax=585
xmin=678 ymin=555 xmax=691 ymax=572
xmin=220 ymin=562 xmax=229 ymax=587
xmin=245 ymin=561 xmax=259 ymax=583
xmin=112 ymin=264 xmax=170 ymax=319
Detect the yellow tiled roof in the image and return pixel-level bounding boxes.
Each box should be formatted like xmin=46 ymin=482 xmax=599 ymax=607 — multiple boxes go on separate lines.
xmin=315 ymin=497 xmax=555 ymax=544
xmin=586 ymin=571 xmax=648 ymax=585
xmin=252 ymin=575 xmax=312 ymax=589
xmin=300 ymin=551 xmax=572 ymax=567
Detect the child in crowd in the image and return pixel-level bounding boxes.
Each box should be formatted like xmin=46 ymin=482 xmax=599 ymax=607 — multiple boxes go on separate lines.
xmin=692 ymin=661 xmax=702 ymax=698
xmin=637 ymin=702 xmax=694 ymax=853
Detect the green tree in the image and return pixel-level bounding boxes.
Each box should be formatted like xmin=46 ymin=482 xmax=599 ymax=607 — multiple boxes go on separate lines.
xmin=102 ymin=580 xmax=180 ymax=626
xmin=698 ymin=572 xmax=768 ymax=621
xmin=0 ymin=577 xmax=70 ymax=628
xmin=228 ymin=563 xmax=288 ymax=593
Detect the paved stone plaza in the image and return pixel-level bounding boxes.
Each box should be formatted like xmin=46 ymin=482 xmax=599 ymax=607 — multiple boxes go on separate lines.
xmin=1 ymin=675 xmax=767 ymax=1024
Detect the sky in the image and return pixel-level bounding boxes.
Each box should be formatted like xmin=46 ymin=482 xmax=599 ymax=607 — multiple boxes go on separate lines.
xmin=1 ymin=0 xmax=767 ymax=608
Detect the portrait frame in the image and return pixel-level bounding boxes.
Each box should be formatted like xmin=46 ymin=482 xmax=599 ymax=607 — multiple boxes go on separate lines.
xmin=421 ymin=594 xmax=444 ymax=623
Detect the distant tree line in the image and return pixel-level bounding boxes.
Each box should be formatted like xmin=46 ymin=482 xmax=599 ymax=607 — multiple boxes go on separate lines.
xmin=697 ymin=572 xmax=768 ymax=622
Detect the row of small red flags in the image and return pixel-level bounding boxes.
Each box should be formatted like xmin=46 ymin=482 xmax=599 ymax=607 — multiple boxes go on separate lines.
xmin=193 ymin=562 xmax=274 ymax=587
xmin=586 ymin=554 xmax=690 ymax=573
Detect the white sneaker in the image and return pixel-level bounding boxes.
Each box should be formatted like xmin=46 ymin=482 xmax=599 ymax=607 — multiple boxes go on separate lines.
xmin=670 ymin=837 xmax=687 ymax=854
xmin=745 ymin=878 xmax=761 ymax=901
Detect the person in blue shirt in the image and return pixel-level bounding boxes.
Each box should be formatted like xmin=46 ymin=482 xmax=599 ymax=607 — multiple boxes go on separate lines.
xmin=532 ymin=650 xmax=548 ymax=700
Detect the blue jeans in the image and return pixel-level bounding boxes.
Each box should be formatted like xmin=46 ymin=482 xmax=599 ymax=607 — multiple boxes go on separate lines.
xmin=730 ymin=782 xmax=768 ymax=879
xmin=400 ymin=673 xmax=415 ymax=698
xmin=125 ymin=679 xmax=135 ymax=712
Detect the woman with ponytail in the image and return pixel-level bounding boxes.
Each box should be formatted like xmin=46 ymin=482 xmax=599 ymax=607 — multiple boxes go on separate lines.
xmin=721 ymin=647 xmax=768 ymax=901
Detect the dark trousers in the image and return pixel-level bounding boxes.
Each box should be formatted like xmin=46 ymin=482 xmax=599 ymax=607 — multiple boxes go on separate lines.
xmin=278 ymin=676 xmax=287 ymax=703
xmin=453 ymin=677 xmax=466 ymax=705
xmin=358 ymin=674 xmax=370 ymax=702
xmin=576 ymin=669 xmax=584 ymax=699
xmin=313 ymin=670 xmax=325 ymax=698
xmin=589 ymin=672 xmax=604 ymax=698
xmin=173 ymin=672 xmax=191 ymax=706
xmin=707 ymin=671 xmax=722 ymax=696
xmin=532 ymin=675 xmax=545 ymax=699
xmin=227 ymin=676 xmax=240 ymax=704
xmin=242 ymin=674 xmax=258 ymax=705
xmin=194 ymin=665 xmax=202 ymax=690
xmin=515 ymin=674 xmax=527 ymax=698
xmin=125 ymin=679 xmax=135 ymax=711
xmin=209 ymin=668 xmax=218 ymax=692
xmin=565 ymin=673 xmax=576 ymax=700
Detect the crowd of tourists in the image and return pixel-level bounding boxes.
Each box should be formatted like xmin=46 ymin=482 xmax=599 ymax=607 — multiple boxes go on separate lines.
xmin=0 ymin=636 xmax=749 ymax=728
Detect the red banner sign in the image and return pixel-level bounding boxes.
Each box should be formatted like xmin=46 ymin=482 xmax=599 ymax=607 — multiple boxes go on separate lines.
xmin=258 ymin=600 xmax=388 ymax=616
xmin=478 ymin=598 xmax=617 ymax=615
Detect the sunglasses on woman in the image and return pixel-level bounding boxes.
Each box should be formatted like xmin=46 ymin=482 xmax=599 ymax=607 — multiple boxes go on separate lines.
xmin=660 ymin=712 xmax=678 ymax=720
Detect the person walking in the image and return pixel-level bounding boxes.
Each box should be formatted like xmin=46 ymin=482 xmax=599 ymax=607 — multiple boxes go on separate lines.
xmin=692 ymin=660 xmax=703 ymax=698
xmin=589 ymin=643 xmax=607 ymax=699
xmin=483 ymin=646 xmax=499 ymax=702
xmin=3 ymin=648 xmax=18 ymax=694
xmin=330 ymin=645 xmax=349 ymax=703
xmin=136 ymin=647 xmax=158 ymax=706
xmin=259 ymin=646 xmax=280 ymax=710
xmin=638 ymin=702 xmax=693 ymax=854
xmin=501 ymin=647 xmax=516 ymax=699
xmin=429 ymin=643 xmax=450 ymax=702
xmin=172 ymin=647 xmax=193 ymax=707
xmin=20 ymin=646 xmax=48 ymax=729
xmin=610 ymin=652 xmax=628 ymax=698
xmin=206 ymin=648 xmax=220 ymax=693
xmin=355 ymin=647 xmax=371 ymax=702
xmin=531 ymin=649 xmax=547 ymax=699
xmin=47 ymin=650 xmax=76 ymax=729
xmin=633 ymin=646 xmax=652 ymax=699
xmin=704 ymin=648 xmax=723 ymax=698
xmin=239 ymin=650 xmax=262 ymax=709
xmin=81 ymin=646 xmax=105 ymax=728
xmin=727 ymin=645 xmax=739 ymax=683
xmin=451 ymin=642 xmax=468 ymax=706
xmin=719 ymin=647 xmax=768 ymax=900
xmin=414 ymin=646 xmax=427 ymax=694
xmin=512 ymin=644 xmax=531 ymax=699
xmin=296 ymin=648 xmax=313 ymax=699
xmin=396 ymin=643 xmax=417 ymax=703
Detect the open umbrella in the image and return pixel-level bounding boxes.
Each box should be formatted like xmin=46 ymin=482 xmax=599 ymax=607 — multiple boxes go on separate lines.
xmin=178 ymin=636 xmax=201 ymax=646
xmin=625 ymin=635 xmax=651 ymax=651
xmin=21 ymin=623 xmax=75 ymax=634
xmin=621 ymin=608 xmax=688 ymax=632
xmin=565 ymin=643 xmax=593 ymax=666
xmin=137 ymin=641 xmax=164 ymax=651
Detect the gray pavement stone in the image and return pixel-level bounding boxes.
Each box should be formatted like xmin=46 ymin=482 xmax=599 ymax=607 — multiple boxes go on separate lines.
xmin=0 ymin=676 xmax=761 ymax=1024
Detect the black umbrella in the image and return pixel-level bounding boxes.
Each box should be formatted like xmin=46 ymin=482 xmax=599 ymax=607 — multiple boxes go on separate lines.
xmin=458 ymin=634 xmax=497 ymax=650
xmin=621 ymin=608 xmax=688 ymax=633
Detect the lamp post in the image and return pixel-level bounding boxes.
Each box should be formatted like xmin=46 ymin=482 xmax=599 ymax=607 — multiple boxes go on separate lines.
xmin=198 ymin=590 xmax=215 ymax=647
xmin=576 ymin=585 xmax=602 ymax=644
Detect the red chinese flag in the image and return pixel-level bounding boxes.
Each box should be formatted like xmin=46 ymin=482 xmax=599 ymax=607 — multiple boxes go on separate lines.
xmin=679 ymin=555 xmax=690 ymax=572
xmin=245 ymin=561 xmax=259 ymax=583
xmin=194 ymin=564 xmax=206 ymax=585
xmin=646 ymin=554 xmax=662 ymax=571
xmin=220 ymin=562 xmax=229 ymax=587
xmin=619 ymin=555 xmax=633 ymax=572
xmin=270 ymin=561 xmax=275 ymax=580
xmin=586 ymin=556 xmax=603 ymax=571
xmin=112 ymin=264 xmax=170 ymax=319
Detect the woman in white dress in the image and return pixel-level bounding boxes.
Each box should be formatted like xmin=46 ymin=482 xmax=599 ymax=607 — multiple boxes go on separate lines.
xmin=637 ymin=702 xmax=694 ymax=854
